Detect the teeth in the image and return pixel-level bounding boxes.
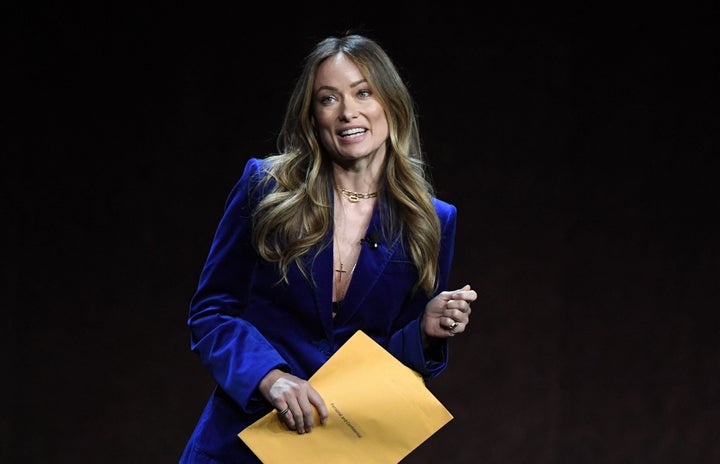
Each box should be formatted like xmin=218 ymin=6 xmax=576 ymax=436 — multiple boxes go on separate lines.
xmin=341 ymin=128 xmax=365 ymax=136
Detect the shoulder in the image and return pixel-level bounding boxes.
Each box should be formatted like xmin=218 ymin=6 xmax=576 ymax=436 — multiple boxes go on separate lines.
xmin=240 ymin=157 xmax=266 ymax=180
xmin=431 ymin=197 xmax=457 ymax=222
xmin=231 ymin=157 xmax=275 ymax=190
xmin=224 ymin=157 xmax=271 ymax=208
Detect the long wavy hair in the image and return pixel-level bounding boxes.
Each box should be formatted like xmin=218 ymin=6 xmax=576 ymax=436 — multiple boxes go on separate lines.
xmin=251 ymin=34 xmax=441 ymax=296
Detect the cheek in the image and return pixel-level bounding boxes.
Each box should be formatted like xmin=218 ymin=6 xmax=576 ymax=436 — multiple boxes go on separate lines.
xmin=318 ymin=129 xmax=338 ymax=152
xmin=371 ymin=109 xmax=389 ymax=137
xmin=313 ymin=103 xmax=337 ymax=127
xmin=314 ymin=112 xmax=336 ymax=139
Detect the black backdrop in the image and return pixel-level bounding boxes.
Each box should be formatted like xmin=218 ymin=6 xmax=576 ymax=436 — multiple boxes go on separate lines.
xmin=5 ymin=3 xmax=719 ymax=463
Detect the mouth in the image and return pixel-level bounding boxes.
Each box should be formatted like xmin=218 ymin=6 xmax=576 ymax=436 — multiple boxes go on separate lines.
xmin=339 ymin=128 xmax=367 ymax=138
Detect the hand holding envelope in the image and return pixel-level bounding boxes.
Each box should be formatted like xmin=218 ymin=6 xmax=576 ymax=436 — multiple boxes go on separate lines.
xmin=239 ymin=330 xmax=453 ymax=463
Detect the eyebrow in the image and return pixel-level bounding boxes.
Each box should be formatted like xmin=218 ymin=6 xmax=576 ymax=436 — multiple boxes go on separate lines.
xmin=316 ymin=79 xmax=368 ymax=93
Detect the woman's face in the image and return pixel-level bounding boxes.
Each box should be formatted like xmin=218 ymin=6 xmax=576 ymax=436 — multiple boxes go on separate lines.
xmin=312 ymin=53 xmax=389 ymax=166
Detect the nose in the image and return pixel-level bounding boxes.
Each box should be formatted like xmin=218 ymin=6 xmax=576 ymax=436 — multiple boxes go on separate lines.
xmin=339 ymin=100 xmax=359 ymax=121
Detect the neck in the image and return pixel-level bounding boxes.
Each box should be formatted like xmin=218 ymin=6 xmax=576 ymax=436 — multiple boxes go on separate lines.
xmin=338 ymin=186 xmax=377 ymax=202
xmin=331 ymin=155 xmax=384 ymax=195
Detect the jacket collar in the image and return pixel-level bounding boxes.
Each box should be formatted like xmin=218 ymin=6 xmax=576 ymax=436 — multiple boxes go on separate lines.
xmin=311 ymin=205 xmax=397 ymax=331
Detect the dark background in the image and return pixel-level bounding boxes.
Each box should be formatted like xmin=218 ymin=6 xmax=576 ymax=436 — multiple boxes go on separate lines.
xmin=5 ymin=3 xmax=719 ymax=463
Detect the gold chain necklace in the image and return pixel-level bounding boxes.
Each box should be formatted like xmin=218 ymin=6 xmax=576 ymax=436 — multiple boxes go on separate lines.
xmin=338 ymin=186 xmax=378 ymax=203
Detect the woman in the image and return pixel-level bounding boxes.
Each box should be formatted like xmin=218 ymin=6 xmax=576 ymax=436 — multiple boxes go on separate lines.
xmin=180 ymin=33 xmax=476 ymax=463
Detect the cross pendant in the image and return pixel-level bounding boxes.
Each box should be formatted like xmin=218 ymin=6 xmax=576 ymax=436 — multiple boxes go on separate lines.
xmin=335 ymin=263 xmax=347 ymax=281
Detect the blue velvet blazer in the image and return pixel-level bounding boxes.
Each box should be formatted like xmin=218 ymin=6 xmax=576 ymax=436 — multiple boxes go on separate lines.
xmin=180 ymin=157 xmax=457 ymax=463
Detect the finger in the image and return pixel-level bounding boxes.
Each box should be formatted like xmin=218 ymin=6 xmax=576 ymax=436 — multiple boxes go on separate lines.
xmin=446 ymin=299 xmax=470 ymax=314
xmin=458 ymin=288 xmax=477 ymax=303
xmin=308 ymin=390 xmax=329 ymax=425
xmin=451 ymin=290 xmax=476 ymax=304
xmin=444 ymin=307 xmax=468 ymax=323
xmin=298 ymin=384 xmax=328 ymax=433
xmin=292 ymin=404 xmax=306 ymax=434
xmin=442 ymin=317 xmax=459 ymax=332
xmin=457 ymin=301 xmax=472 ymax=315
xmin=438 ymin=285 xmax=471 ymax=303
xmin=296 ymin=396 xmax=316 ymax=433
xmin=449 ymin=296 xmax=475 ymax=317
xmin=453 ymin=284 xmax=471 ymax=296
xmin=450 ymin=322 xmax=465 ymax=334
xmin=280 ymin=400 xmax=300 ymax=431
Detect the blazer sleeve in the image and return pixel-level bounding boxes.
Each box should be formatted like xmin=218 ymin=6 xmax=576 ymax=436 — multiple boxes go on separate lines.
xmin=187 ymin=158 xmax=289 ymax=413
xmin=386 ymin=199 xmax=457 ymax=380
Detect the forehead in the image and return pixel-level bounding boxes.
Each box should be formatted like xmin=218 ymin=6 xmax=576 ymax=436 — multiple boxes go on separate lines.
xmin=314 ymin=53 xmax=366 ymax=89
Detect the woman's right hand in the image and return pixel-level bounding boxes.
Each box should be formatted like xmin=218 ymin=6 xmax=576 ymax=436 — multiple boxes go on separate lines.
xmin=258 ymin=369 xmax=329 ymax=434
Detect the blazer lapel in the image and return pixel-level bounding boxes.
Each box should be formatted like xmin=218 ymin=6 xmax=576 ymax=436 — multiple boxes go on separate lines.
xmin=310 ymin=241 xmax=335 ymax=335
xmin=334 ymin=209 xmax=396 ymax=325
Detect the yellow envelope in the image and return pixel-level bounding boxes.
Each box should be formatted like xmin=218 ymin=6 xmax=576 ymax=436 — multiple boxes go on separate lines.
xmin=238 ymin=330 xmax=453 ymax=463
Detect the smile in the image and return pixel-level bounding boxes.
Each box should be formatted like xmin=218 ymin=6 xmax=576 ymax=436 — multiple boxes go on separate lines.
xmin=339 ymin=128 xmax=366 ymax=138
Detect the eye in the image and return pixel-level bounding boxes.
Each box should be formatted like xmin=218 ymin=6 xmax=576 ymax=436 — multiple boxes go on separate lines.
xmin=358 ymin=89 xmax=371 ymax=98
xmin=319 ymin=94 xmax=337 ymax=105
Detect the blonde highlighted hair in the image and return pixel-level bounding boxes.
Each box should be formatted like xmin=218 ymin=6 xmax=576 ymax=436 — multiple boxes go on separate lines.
xmin=252 ymin=34 xmax=441 ymax=295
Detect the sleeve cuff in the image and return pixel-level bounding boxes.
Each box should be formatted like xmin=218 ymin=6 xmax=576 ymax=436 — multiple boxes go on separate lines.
xmin=389 ymin=318 xmax=448 ymax=380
